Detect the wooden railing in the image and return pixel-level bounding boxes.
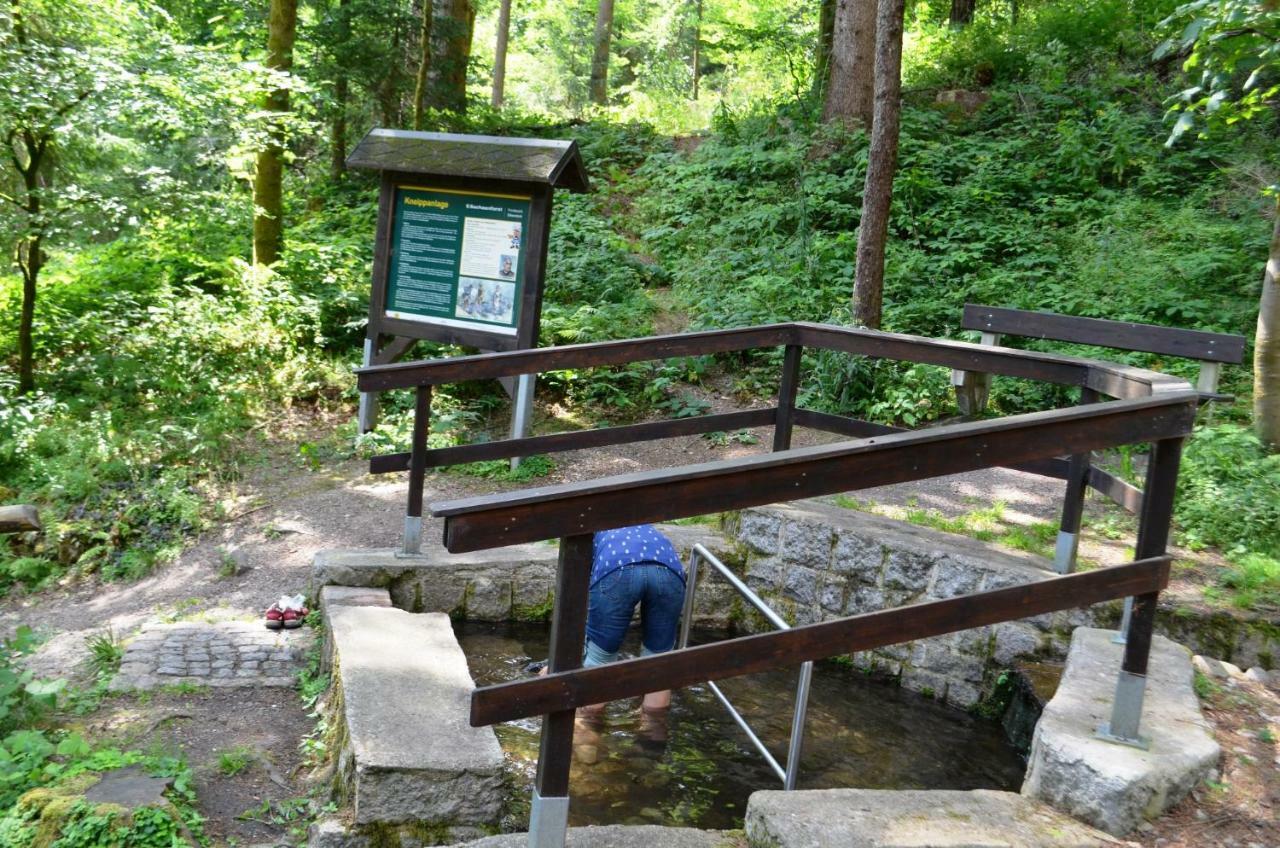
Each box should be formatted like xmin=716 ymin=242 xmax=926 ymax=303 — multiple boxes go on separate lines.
xmin=354 ymin=322 xmax=1197 ymax=846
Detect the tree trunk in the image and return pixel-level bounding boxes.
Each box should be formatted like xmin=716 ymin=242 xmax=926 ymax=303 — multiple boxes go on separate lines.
xmin=691 ymin=0 xmax=702 ymax=100
xmin=252 ymin=0 xmax=298 ymax=267
xmin=589 ymin=0 xmax=614 ymax=105
xmin=950 ymin=0 xmax=975 ymax=26
xmin=813 ymin=0 xmax=837 ymax=100
xmin=491 ymin=0 xmax=511 ymax=108
xmin=1256 ymin=199 xmax=1280 ymax=450
xmin=426 ymin=0 xmax=474 ymax=113
xmin=822 ymin=0 xmax=877 ymax=126
xmin=17 ymin=229 xmax=39 ymax=396
xmin=331 ymin=0 xmax=350 ymax=178
xmin=413 ymin=0 xmax=435 ymax=126
xmin=851 ymin=0 xmax=906 ymax=329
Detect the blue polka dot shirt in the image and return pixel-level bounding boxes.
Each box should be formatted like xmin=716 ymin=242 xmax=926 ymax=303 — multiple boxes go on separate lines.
xmin=591 ymin=524 xmax=685 ymax=587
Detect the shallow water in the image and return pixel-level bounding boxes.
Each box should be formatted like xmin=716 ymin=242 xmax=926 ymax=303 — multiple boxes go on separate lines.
xmin=458 ymin=622 xmax=1027 ymax=830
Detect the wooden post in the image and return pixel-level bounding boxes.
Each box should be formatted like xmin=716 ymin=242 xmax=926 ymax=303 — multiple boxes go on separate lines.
xmin=1054 ymin=386 xmax=1099 ymax=573
xmin=403 ymin=386 xmax=432 ymax=555
xmin=773 ymin=344 xmax=802 ymax=452
xmin=952 ymin=331 xmax=998 ymax=417
xmin=1102 ymin=437 xmax=1183 ymax=746
xmin=529 ymin=534 xmax=592 ymax=847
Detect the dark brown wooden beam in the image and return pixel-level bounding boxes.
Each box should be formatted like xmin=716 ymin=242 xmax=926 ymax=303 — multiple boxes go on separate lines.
xmin=368 ymin=408 xmax=777 ymax=474
xmin=435 ymin=393 xmax=1198 ymax=553
xmin=0 ymin=505 xmax=40 ymax=533
xmin=962 ymin=304 xmax=1246 ymax=364
xmin=356 ymin=325 xmax=798 ymax=392
xmin=1088 ymin=467 xmax=1143 ymax=514
xmin=469 ymin=556 xmax=1171 ymax=726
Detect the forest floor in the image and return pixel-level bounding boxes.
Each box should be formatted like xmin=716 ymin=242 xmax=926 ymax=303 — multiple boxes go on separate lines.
xmin=3 ymin=388 xmax=1276 ymax=845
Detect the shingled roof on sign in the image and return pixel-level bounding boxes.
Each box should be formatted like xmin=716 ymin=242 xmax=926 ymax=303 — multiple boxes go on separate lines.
xmin=346 ymin=129 xmax=590 ymax=193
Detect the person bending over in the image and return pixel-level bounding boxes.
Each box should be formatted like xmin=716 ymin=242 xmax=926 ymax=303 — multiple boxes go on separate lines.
xmin=538 ymin=524 xmax=686 ymax=715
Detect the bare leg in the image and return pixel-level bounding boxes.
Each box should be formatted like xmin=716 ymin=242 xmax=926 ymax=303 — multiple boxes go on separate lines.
xmin=641 ymin=690 xmax=671 ymax=711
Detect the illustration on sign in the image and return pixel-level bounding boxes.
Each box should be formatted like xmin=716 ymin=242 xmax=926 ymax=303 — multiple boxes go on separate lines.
xmin=384 ymin=186 xmax=530 ymax=335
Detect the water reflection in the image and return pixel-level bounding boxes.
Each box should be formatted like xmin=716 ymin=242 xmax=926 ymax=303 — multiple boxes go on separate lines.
xmin=458 ymin=622 xmax=1026 ymax=830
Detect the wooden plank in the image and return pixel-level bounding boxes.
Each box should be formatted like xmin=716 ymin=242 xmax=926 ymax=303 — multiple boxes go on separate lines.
xmin=368 ymin=408 xmax=777 ymax=474
xmin=435 ymin=393 xmax=1198 ymax=553
xmin=1087 ymin=467 xmax=1143 ymax=513
xmin=357 ymin=324 xmax=797 ymax=392
xmin=794 ymin=323 xmax=1090 ymax=388
xmin=406 ymin=387 xmax=432 ymax=519
xmin=962 ymin=304 xmax=1246 ymax=364
xmin=0 ymin=505 xmax=40 ymax=533
xmin=773 ymin=344 xmax=802 ymax=452
xmin=535 ymin=534 xmax=593 ymax=798
xmin=469 ymin=556 xmax=1171 ymax=726
xmin=792 ymin=409 xmax=901 ymax=438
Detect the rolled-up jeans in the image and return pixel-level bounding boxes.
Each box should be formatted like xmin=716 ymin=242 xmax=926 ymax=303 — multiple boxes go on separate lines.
xmin=584 ymin=563 xmax=686 ymax=667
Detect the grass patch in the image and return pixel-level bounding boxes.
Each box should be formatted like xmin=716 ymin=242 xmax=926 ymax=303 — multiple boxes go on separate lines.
xmin=216 ymin=746 xmax=256 ymax=777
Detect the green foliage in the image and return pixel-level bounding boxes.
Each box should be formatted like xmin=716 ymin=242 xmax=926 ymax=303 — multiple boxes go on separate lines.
xmin=215 ymin=746 xmax=255 ymax=777
xmin=85 ymin=631 xmax=123 ymax=681
xmin=1208 ymin=553 xmax=1280 ymax=610
xmin=1177 ymin=424 xmax=1280 ymax=556
xmin=1155 ymin=0 xmax=1280 ymax=159
xmin=448 ymin=455 xmax=557 ymax=482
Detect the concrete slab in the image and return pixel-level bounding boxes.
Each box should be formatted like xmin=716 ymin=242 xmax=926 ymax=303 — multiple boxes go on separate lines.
xmin=320 ymin=585 xmax=393 ymax=610
xmin=446 ymin=825 xmax=739 ymax=848
xmin=328 ymin=606 xmax=504 ymax=826
xmin=744 ymin=788 xmax=1123 ymax=847
xmin=1022 ymin=628 xmax=1220 ymax=836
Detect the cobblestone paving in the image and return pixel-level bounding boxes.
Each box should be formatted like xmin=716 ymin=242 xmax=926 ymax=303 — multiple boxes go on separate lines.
xmin=110 ymin=621 xmax=313 ymax=691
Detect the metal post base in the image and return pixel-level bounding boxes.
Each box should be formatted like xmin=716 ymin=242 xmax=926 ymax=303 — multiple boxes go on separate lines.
xmin=357 ymin=338 xmax=378 ymax=434
xmin=528 ymin=790 xmax=569 ymax=848
xmin=1053 ymin=531 xmax=1078 ymax=574
xmin=400 ymin=515 xmax=423 ymax=557
xmin=510 ymin=374 xmax=535 ymax=473
xmin=1097 ymin=669 xmax=1149 ymax=749
xmin=1112 ymin=597 xmax=1133 ymax=644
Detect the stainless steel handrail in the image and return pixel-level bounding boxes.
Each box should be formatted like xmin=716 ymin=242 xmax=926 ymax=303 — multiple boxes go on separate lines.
xmin=677 ymin=543 xmax=813 ymax=790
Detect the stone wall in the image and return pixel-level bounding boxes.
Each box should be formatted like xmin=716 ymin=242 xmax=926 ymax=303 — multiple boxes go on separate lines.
xmin=726 ymin=500 xmax=1099 ymax=709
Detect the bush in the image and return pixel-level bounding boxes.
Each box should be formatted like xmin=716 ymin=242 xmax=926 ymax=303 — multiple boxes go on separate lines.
xmin=1177 ymin=424 xmax=1280 ymax=557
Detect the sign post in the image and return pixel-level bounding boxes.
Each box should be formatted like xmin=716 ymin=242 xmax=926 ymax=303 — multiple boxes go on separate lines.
xmin=348 ymin=129 xmax=590 ymax=490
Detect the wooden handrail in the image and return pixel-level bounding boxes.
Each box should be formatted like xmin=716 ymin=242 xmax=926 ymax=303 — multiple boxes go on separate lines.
xmin=432 ymin=391 xmax=1198 ymax=552
xmin=961 ymin=304 xmax=1246 ymax=364
xmin=469 ymin=555 xmax=1172 ymax=726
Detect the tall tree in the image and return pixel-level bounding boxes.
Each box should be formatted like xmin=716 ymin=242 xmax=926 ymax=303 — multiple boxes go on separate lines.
xmin=491 ymin=0 xmax=511 ymax=107
xmin=589 ymin=0 xmax=615 ymax=105
xmin=252 ymin=0 xmax=298 ymax=267
xmin=691 ymin=0 xmax=702 ymax=100
xmin=3 ymin=0 xmax=112 ymax=393
xmin=330 ymin=0 xmax=351 ymax=177
xmin=413 ymin=0 xmax=434 ymax=126
xmin=949 ymin=0 xmax=975 ymax=26
xmin=425 ymin=0 xmax=475 ymax=113
xmin=1156 ymin=0 xmax=1280 ymax=448
xmin=813 ymin=0 xmax=837 ymax=99
xmin=851 ymin=0 xmax=906 ymax=328
xmin=822 ymin=0 xmax=876 ymax=126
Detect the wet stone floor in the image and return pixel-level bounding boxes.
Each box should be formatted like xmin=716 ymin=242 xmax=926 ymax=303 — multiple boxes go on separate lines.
xmin=458 ymin=621 xmax=1027 ymax=831
xmin=110 ymin=621 xmax=312 ymax=691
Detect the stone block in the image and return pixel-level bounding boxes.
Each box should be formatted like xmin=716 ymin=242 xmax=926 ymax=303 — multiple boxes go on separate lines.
xmin=1022 ymin=628 xmax=1220 ymax=836
xmin=831 ymin=529 xmax=882 ymax=580
xmin=845 ymin=584 xmax=884 ymax=615
xmin=819 ymin=577 xmax=846 ymax=613
xmin=737 ymin=509 xmax=783 ymax=554
xmin=945 ymin=680 xmax=982 ymax=709
xmin=448 ymin=825 xmax=733 ymax=848
xmin=930 ymin=557 xmax=983 ymax=598
xmin=745 ymin=555 xmax=785 ymax=591
xmin=995 ymin=622 xmax=1045 ymax=665
xmin=882 ymin=549 xmax=933 ymax=593
xmin=744 ymin=788 xmax=1123 ymax=847
xmin=779 ymin=519 xmax=833 ymax=566
xmin=465 ymin=576 xmax=512 ymax=621
xmin=782 ymin=566 xmax=820 ymax=608
xmin=320 ymin=586 xmax=393 ymax=612
xmin=328 ymin=607 xmax=504 ymax=827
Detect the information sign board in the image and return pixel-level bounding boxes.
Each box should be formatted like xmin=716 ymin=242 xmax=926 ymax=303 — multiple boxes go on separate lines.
xmin=385 ymin=186 xmax=531 ymax=337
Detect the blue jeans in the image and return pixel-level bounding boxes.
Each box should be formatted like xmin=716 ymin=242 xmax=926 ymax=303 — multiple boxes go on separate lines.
xmin=584 ymin=565 xmax=686 ymax=667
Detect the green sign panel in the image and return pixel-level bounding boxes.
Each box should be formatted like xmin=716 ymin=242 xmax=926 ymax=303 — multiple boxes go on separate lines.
xmin=384 ymin=186 xmax=531 ymax=336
